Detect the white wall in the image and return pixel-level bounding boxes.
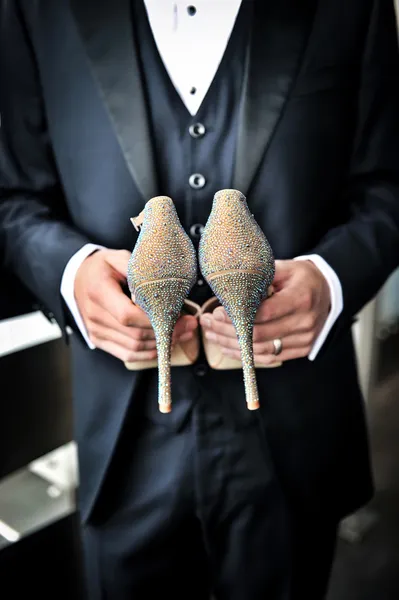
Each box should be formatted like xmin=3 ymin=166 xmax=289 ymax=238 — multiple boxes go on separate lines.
xmin=0 ymin=311 xmax=61 ymax=357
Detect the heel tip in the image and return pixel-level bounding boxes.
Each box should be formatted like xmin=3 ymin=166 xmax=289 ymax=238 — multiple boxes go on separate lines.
xmin=247 ymin=401 xmax=260 ymax=411
xmin=159 ymin=404 xmax=172 ymax=414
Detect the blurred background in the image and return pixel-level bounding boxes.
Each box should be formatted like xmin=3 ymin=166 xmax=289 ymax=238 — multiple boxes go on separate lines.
xmin=0 ymin=3 xmax=399 ymax=599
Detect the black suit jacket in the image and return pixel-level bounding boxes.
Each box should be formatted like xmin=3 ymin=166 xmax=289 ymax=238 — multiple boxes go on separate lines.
xmin=1 ymin=0 xmax=399 ymax=523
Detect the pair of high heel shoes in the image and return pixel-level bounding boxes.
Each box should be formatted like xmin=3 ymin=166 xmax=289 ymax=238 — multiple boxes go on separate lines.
xmin=126 ymin=190 xmax=275 ymax=414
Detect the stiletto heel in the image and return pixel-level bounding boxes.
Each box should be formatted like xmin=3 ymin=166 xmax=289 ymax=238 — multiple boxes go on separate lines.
xmin=199 ymin=189 xmax=275 ymax=410
xmin=127 ymin=196 xmax=197 ymax=413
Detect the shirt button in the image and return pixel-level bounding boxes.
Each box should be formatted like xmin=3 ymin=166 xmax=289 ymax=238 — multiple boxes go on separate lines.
xmin=197 ymin=278 xmax=204 ymax=286
xmin=194 ymin=363 xmax=208 ymax=377
xmin=187 ymin=5 xmax=197 ymax=16
xmin=189 ymin=173 xmax=206 ymax=190
xmin=189 ymin=123 xmax=206 ymax=139
xmin=189 ymin=223 xmax=204 ymax=238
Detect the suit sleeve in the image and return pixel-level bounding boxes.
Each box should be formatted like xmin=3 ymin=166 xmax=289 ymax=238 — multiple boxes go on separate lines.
xmin=0 ymin=1 xmax=92 ymax=330
xmin=313 ymin=0 xmax=399 ymax=332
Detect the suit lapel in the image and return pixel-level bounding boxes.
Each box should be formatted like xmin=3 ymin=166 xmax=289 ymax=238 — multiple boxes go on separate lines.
xmin=233 ymin=0 xmax=318 ymax=196
xmin=70 ymin=0 xmax=158 ymax=201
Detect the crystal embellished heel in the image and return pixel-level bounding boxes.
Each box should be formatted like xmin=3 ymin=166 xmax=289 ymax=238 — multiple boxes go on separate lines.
xmin=199 ymin=190 xmax=275 ymax=410
xmin=127 ymin=196 xmax=197 ymax=413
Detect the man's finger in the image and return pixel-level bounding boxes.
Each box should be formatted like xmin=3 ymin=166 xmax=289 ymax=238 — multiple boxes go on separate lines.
xmin=94 ymin=339 xmax=158 ymax=363
xmin=254 ymin=346 xmax=310 ymax=363
xmin=220 ymin=347 xmax=277 ymax=365
xmin=200 ymin=312 xmax=237 ymax=340
xmin=88 ymin=302 xmax=156 ymax=340
xmin=200 ymin=307 xmax=300 ymax=340
xmin=172 ymin=331 xmax=195 ymax=347
xmin=252 ymin=314 xmax=308 ymax=342
xmin=253 ymin=332 xmax=314 ymax=355
xmin=90 ymin=326 xmax=157 ymax=352
xmin=272 ymin=260 xmax=294 ymax=287
xmin=103 ymin=249 xmax=132 ymax=279
xmin=255 ymin=288 xmax=297 ymax=323
xmin=173 ymin=315 xmax=198 ymax=340
xmin=200 ymin=296 xmax=312 ymax=344
xmin=96 ymin=278 xmax=153 ymax=328
xmin=204 ymin=327 xmax=313 ymax=356
xmin=203 ymin=329 xmax=239 ymax=351
xmin=221 ymin=345 xmax=310 ymax=365
xmin=202 ymin=287 xmax=298 ymax=325
xmin=203 ymin=291 xmax=298 ymax=325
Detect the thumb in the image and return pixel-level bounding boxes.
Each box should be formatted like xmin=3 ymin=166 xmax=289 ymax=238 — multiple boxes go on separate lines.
xmin=272 ymin=259 xmax=295 ymax=287
xmin=103 ymin=249 xmax=132 ymax=279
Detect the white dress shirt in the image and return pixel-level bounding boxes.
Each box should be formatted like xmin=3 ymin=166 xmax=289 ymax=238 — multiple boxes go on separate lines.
xmin=61 ymin=0 xmax=343 ymax=358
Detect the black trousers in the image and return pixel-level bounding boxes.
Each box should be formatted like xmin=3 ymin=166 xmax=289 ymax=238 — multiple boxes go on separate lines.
xmin=82 ymin=393 xmax=338 ymax=599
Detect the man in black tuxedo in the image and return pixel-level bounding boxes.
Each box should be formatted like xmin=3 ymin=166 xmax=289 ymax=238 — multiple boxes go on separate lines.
xmin=1 ymin=1 xmax=399 ymax=598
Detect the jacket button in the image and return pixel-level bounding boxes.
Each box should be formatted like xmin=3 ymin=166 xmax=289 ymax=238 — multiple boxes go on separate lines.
xmin=189 ymin=223 xmax=204 ymax=238
xmin=189 ymin=173 xmax=206 ymax=189
xmin=189 ymin=123 xmax=206 ymax=138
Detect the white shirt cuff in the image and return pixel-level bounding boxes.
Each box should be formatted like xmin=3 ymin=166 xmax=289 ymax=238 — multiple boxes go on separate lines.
xmin=294 ymin=254 xmax=343 ymax=361
xmin=60 ymin=244 xmax=106 ymax=349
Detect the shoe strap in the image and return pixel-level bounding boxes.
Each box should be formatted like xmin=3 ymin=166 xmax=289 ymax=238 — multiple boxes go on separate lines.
xmin=130 ymin=211 xmax=145 ymax=231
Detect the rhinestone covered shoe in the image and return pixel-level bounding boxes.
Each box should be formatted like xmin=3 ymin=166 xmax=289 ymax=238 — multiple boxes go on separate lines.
xmin=198 ymin=189 xmax=275 ymax=410
xmin=127 ymin=196 xmax=197 ymax=413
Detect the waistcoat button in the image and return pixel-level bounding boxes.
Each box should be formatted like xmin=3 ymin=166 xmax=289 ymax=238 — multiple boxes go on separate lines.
xmin=189 ymin=173 xmax=206 ymax=189
xmin=189 ymin=123 xmax=206 ymax=139
xmin=190 ymin=223 xmax=204 ymax=238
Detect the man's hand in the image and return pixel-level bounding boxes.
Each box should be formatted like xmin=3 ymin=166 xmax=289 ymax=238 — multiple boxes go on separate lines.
xmin=200 ymin=260 xmax=331 ymax=365
xmin=74 ymin=249 xmax=198 ymax=362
